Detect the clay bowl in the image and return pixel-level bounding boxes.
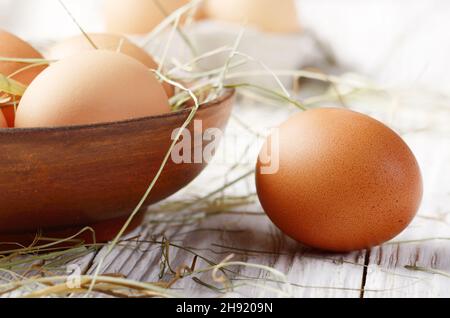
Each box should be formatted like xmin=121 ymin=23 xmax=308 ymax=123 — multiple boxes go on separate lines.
xmin=0 ymin=89 xmax=235 ymax=247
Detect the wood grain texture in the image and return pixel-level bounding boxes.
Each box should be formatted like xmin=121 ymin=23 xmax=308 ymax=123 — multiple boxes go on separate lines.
xmin=86 ymin=206 xmax=367 ymax=298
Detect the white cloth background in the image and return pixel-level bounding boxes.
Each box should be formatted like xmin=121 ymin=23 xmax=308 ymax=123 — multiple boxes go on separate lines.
xmin=0 ymin=0 xmax=449 ymax=92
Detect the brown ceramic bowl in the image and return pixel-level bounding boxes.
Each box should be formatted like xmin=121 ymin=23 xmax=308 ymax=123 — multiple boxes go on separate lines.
xmin=0 ymin=89 xmax=235 ymax=247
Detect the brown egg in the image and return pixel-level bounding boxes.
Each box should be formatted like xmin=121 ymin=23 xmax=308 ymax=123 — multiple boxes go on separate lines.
xmin=0 ymin=29 xmax=47 ymax=127
xmin=15 ymin=50 xmax=170 ymax=128
xmin=204 ymin=0 xmax=301 ymax=33
xmin=256 ymin=108 xmax=423 ymax=252
xmin=48 ymin=33 xmax=174 ymax=98
xmin=104 ymin=0 xmax=190 ymax=35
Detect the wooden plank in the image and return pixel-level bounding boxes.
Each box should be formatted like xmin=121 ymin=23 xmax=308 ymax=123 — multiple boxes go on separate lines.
xmin=87 ymin=213 xmax=367 ymax=298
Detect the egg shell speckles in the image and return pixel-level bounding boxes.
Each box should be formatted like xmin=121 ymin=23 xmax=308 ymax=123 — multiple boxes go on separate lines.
xmin=15 ymin=50 xmax=170 ymax=128
xmin=256 ymin=108 xmax=423 ymax=252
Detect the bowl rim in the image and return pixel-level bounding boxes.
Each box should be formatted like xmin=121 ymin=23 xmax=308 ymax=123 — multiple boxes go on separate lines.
xmin=0 ymin=89 xmax=235 ymax=134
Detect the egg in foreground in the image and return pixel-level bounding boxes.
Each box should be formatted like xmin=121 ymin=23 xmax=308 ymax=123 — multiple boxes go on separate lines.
xmin=0 ymin=29 xmax=47 ymax=127
xmin=204 ymin=0 xmax=301 ymax=33
xmin=256 ymin=108 xmax=423 ymax=252
xmin=48 ymin=33 xmax=174 ymax=97
xmin=104 ymin=0 xmax=190 ymax=35
xmin=15 ymin=50 xmax=170 ymax=128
